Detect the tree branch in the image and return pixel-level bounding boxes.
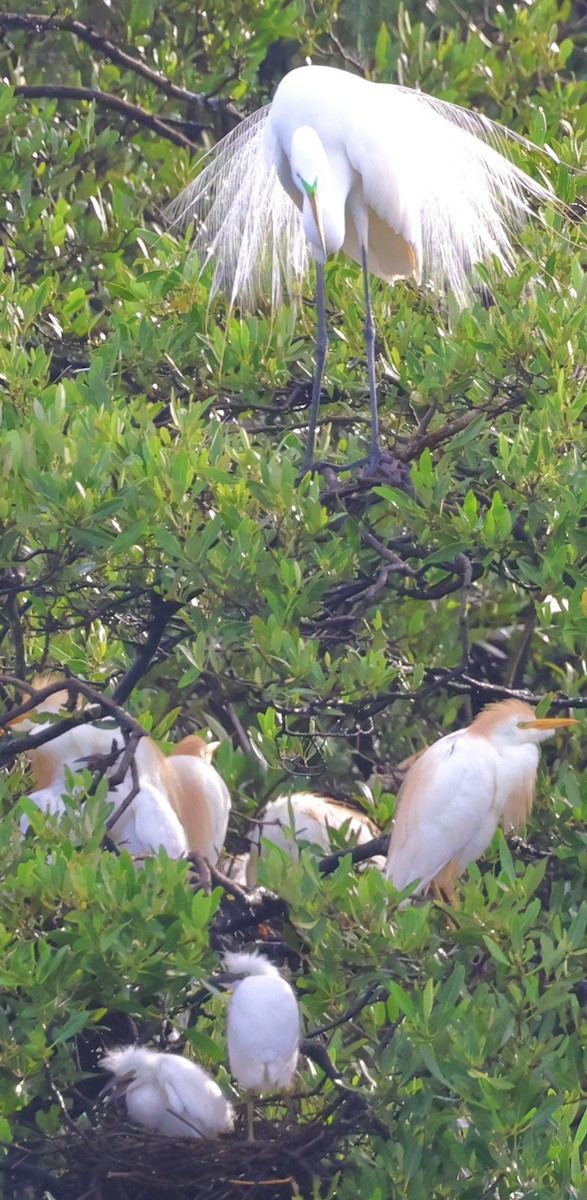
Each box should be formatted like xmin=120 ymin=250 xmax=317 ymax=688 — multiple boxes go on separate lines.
xmin=111 ymin=597 xmax=181 ymax=705
xmin=319 ymin=833 xmax=390 ymax=877
xmin=0 ymin=675 xmax=147 ymax=768
xmin=1 ymin=12 xmax=241 ymax=132
xmin=14 ymin=85 xmax=199 ymax=151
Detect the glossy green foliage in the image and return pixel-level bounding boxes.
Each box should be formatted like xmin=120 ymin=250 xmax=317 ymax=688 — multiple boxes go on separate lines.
xmin=0 ymin=0 xmax=586 ymax=1194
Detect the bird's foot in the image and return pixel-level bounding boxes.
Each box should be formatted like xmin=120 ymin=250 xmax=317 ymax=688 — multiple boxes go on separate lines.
xmin=298 ymin=450 xmax=413 ymax=494
xmin=186 ymin=852 xmax=212 ymax=894
xmin=354 ymin=448 xmax=414 ymax=491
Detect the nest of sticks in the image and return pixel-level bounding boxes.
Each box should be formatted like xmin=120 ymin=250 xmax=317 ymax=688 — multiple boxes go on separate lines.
xmin=3 ymin=1093 xmax=371 ymax=1200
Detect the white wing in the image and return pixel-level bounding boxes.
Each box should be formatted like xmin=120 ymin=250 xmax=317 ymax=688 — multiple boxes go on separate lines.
xmin=247 ymin=792 xmax=378 ymax=884
xmin=110 ymin=782 xmax=187 ymax=859
xmin=168 ymin=64 xmax=558 ymax=310
xmin=228 ymin=975 xmax=299 ymax=1090
xmin=158 ymin=1058 xmax=233 ymax=1137
xmin=365 ymin=84 xmax=556 ymax=303
xmin=385 ymin=730 xmax=500 ymax=894
xmin=166 ymin=107 xmax=308 ymax=309
xmin=19 ymin=783 xmax=67 ymax=834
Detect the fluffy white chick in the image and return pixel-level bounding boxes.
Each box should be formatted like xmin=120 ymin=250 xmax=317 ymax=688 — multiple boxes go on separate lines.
xmin=224 ymin=950 xmax=300 ymax=1140
xmin=100 ymin=1045 xmax=234 ymax=1138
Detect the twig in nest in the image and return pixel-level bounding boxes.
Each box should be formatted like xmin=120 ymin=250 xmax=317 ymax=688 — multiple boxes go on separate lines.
xmin=105 ymin=752 xmax=142 ymax=834
xmin=2 ymin=1094 xmax=372 ymax=1200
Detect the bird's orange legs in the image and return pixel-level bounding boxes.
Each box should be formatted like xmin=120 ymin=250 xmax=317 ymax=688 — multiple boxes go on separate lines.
xmin=431 ymin=864 xmax=460 ymax=908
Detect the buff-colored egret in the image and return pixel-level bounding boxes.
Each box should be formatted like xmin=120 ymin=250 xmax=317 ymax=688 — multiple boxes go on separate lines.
xmin=168 ymin=63 xmax=558 ymax=474
xmin=246 ymin=791 xmax=383 ymax=885
xmin=385 ymin=699 xmax=577 ymax=902
xmin=167 ymin=735 xmax=231 ymax=862
xmin=100 ymin=1045 xmax=234 ymax=1138
xmin=222 ymin=950 xmax=300 ymax=1140
xmin=8 ymin=676 xmax=230 ymax=862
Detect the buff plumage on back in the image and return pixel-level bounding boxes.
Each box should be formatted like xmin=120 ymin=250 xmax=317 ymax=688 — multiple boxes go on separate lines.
xmin=164 ymin=737 xmax=230 ymax=861
xmin=14 ymin=672 xmax=81 ymax=719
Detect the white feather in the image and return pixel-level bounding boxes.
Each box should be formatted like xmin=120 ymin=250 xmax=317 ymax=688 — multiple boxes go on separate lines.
xmin=224 ymin=953 xmax=300 ymax=1092
xmin=108 ymin=781 xmax=188 ymax=861
xmin=167 ymin=64 xmax=557 ymax=309
xmin=101 ymin=1045 xmax=234 ymax=1138
xmin=246 ymin=791 xmax=383 ymax=884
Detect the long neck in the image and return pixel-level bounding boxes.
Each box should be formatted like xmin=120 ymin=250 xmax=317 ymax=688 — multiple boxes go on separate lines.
xmin=302 ymin=153 xmax=349 ymax=257
xmin=289 ymin=126 xmax=351 ymax=257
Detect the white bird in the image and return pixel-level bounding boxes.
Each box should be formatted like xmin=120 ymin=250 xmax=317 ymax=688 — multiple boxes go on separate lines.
xmin=168 ymin=63 xmax=558 ymax=473
xmin=385 ymin=698 xmax=577 ymax=903
xmin=8 ymin=676 xmax=229 ymax=862
xmin=223 ymin=950 xmax=300 ymax=1140
xmin=100 ymin=1045 xmax=234 ymax=1138
xmin=246 ymin=790 xmax=382 ymax=885
xmin=167 ymin=735 xmax=231 ymax=863
xmin=107 ymin=779 xmax=188 ymax=862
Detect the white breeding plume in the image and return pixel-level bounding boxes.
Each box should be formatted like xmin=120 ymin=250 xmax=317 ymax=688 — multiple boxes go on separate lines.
xmin=223 ymin=950 xmax=300 ymax=1140
xmin=246 ymin=791 xmax=382 ymax=884
xmin=168 ymin=64 xmax=558 ymax=470
xmin=100 ymin=1045 xmax=234 ymax=1138
xmin=385 ymin=699 xmax=577 ymax=902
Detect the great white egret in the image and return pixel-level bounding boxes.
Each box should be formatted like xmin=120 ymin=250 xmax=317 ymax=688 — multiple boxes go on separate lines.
xmin=385 ymin=698 xmax=577 ymax=902
xmin=222 ymin=950 xmax=300 ymax=1140
xmin=246 ymin=790 xmax=383 ymax=885
xmin=168 ymin=63 xmax=558 ymax=473
xmin=100 ymin=1045 xmax=234 ymax=1137
xmin=8 ymin=676 xmax=230 ymax=863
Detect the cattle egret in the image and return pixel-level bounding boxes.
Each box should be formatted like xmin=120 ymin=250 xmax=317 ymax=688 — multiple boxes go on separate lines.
xmin=223 ymin=950 xmax=300 ymax=1140
xmin=246 ymin=791 xmax=383 ymax=885
xmin=108 ymin=780 xmax=188 ymax=862
xmin=385 ymin=699 xmax=577 ymax=902
xmin=8 ymin=676 xmax=229 ymax=862
xmin=168 ymin=64 xmax=558 ymax=473
xmin=168 ymin=735 xmax=231 ymax=863
xmin=100 ymin=1045 xmax=234 ymax=1138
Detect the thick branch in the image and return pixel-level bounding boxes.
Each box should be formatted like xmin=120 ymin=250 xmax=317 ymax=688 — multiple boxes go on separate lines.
xmin=319 ymin=833 xmax=390 ymax=877
xmin=0 ymin=675 xmax=147 ymax=767
xmin=14 ymin=85 xmax=198 ymax=151
xmin=396 ymin=390 xmax=527 ymax=463
xmin=1 ymin=12 xmax=240 ymax=129
xmin=112 ymin=597 xmax=181 ymax=705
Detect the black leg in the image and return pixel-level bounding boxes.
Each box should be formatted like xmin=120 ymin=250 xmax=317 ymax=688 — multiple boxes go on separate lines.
xmin=299 ymin=259 xmax=328 ymax=477
xmin=361 ymin=243 xmax=380 ymax=459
